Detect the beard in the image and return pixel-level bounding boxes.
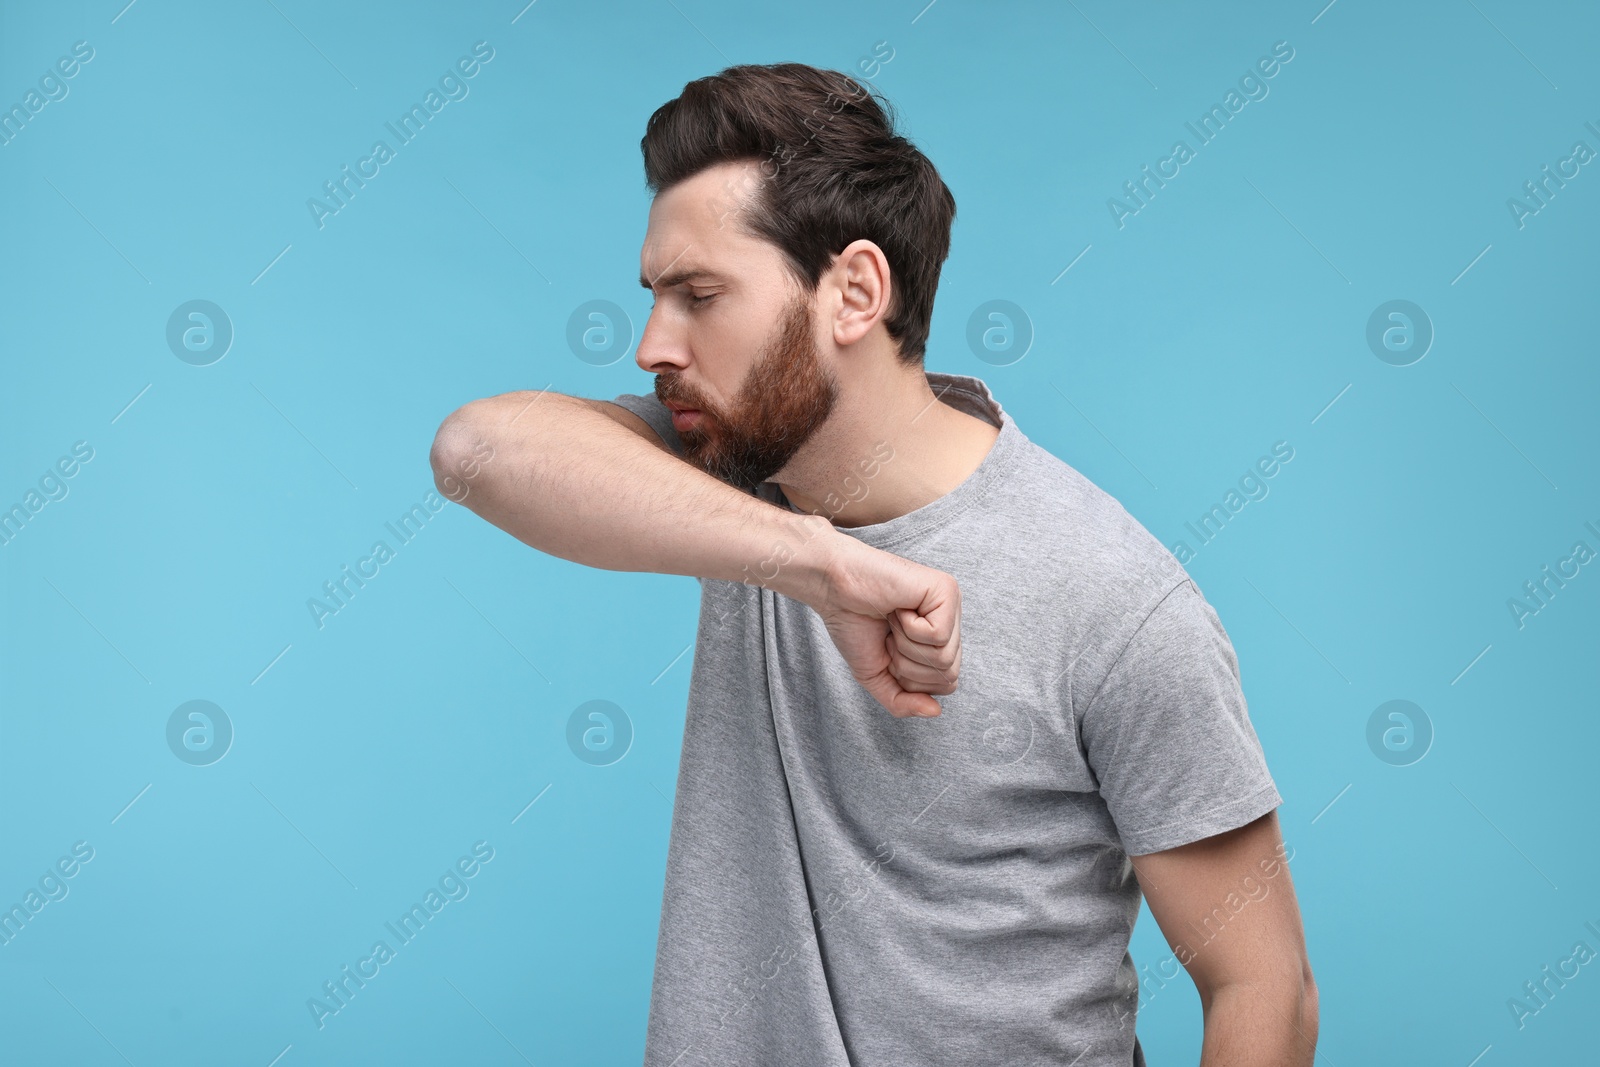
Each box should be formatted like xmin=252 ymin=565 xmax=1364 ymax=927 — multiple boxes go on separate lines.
xmin=654 ymin=291 xmax=839 ymax=494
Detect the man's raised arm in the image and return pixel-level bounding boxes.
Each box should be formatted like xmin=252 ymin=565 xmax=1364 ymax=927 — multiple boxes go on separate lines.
xmin=427 ymin=388 xmax=964 ymax=719
xmin=429 ymin=389 xmax=835 ymax=604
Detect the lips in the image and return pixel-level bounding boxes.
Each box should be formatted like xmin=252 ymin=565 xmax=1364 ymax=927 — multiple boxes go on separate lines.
xmin=662 ymin=390 xmax=706 ymax=432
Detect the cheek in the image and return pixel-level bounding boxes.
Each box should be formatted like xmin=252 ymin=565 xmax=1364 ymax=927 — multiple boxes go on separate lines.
xmin=696 ymin=346 xmax=748 ymax=408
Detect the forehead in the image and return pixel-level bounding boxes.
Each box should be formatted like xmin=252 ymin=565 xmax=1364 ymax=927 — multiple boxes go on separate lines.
xmin=638 ymin=160 xmax=770 ymax=287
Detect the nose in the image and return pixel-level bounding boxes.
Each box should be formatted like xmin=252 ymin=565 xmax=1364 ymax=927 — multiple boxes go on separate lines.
xmin=636 ymin=304 xmax=690 ymax=375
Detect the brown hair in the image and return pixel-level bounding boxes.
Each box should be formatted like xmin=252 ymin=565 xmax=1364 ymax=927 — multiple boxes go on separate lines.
xmin=640 ymin=62 xmax=956 ymax=367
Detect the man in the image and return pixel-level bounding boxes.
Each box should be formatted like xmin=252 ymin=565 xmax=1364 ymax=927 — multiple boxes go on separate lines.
xmin=431 ymin=62 xmax=1316 ymax=1067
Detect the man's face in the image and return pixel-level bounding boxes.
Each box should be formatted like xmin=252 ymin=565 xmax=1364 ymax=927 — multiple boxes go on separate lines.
xmin=658 ymin=288 xmax=838 ymax=492
xmin=638 ymin=161 xmax=840 ymax=492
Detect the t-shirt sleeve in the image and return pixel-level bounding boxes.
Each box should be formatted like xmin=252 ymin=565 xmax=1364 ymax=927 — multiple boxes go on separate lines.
xmin=608 ymin=391 xmax=687 ymax=459
xmin=1078 ymin=579 xmax=1282 ymax=856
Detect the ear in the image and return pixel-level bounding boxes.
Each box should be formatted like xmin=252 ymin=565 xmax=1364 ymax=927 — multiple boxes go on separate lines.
xmin=829 ymin=239 xmax=892 ymax=347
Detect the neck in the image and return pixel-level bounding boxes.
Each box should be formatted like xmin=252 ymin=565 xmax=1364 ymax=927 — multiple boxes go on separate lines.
xmin=773 ymin=369 xmax=1001 ymax=529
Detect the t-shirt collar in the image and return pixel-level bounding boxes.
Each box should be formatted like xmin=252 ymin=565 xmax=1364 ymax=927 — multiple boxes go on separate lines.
xmin=767 ymin=371 xmax=1025 ymax=549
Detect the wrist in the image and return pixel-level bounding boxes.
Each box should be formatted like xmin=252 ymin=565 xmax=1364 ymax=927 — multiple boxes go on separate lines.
xmin=752 ymin=511 xmax=841 ymax=608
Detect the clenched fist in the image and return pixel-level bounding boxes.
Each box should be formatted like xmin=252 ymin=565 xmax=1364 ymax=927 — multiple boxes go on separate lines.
xmin=808 ymin=533 xmax=963 ymax=719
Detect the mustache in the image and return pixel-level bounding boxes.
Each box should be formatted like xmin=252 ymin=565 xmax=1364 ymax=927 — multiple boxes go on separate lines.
xmin=656 ymin=377 xmax=713 ymax=415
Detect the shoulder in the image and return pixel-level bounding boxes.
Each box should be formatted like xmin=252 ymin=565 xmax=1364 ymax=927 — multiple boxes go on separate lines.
xmin=1015 ymin=442 xmax=1191 ymax=618
xmin=999 ymin=443 xmax=1202 ymax=711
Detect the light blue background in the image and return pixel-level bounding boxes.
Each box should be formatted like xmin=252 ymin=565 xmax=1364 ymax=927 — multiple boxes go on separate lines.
xmin=3 ymin=0 xmax=1597 ymax=1063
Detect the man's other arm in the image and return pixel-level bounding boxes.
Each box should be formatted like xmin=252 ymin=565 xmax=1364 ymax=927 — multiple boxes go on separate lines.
xmin=1129 ymin=810 xmax=1318 ymax=1067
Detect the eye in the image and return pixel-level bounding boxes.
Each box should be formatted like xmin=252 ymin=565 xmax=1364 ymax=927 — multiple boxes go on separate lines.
xmin=689 ymin=292 xmax=716 ymax=308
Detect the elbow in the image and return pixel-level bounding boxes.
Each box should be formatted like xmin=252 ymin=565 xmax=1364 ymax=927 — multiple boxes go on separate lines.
xmin=1299 ymin=960 xmax=1320 ymax=1045
xmin=430 ymin=402 xmax=491 ymax=501
xmin=429 ymin=408 xmax=465 ymax=485
xmin=1265 ymin=957 xmax=1320 ymax=1064
xmin=1198 ymin=958 xmax=1318 ymax=1060
xmin=431 ymin=388 xmax=569 ymax=502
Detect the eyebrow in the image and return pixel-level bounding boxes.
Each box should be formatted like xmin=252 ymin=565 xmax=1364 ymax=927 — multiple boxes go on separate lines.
xmin=639 ymin=267 xmax=723 ymax=292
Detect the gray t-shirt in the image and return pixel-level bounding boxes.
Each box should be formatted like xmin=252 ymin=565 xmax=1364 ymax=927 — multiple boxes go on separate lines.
xmin=610 ymin=372 xmax=1282 ymax=1067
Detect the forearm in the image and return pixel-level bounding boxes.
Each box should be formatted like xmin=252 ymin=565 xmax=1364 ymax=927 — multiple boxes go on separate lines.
xmin=430 ymin=391 xmax=837 ymax=605
xmin=1197 ymin=976 xmax=1318 ymax=1067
